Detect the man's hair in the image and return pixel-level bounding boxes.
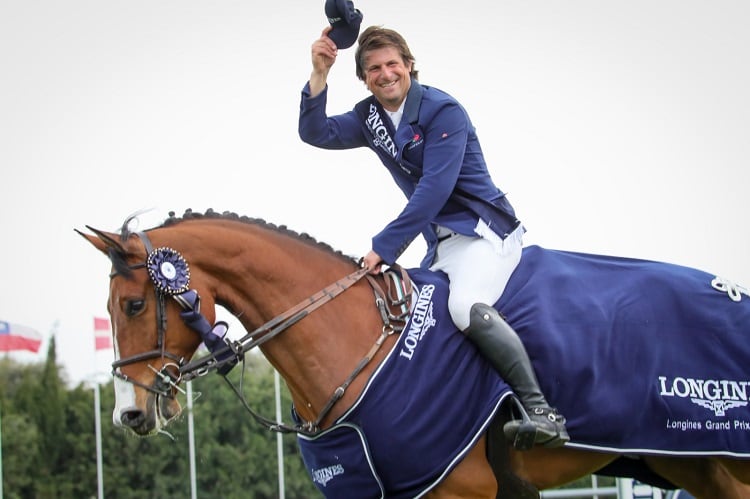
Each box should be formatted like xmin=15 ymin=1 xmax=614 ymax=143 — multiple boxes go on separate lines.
xmin=354 ymin=26 xmax=419 ymax=82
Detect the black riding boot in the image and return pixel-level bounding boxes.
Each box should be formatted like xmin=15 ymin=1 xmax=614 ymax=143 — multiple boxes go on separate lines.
xmin=463 ymin=303 xmax=569 ymax=451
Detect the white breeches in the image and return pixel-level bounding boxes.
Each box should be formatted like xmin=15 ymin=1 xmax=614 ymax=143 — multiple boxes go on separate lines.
xmin=430 ymin=225 xmax=523 ymax=330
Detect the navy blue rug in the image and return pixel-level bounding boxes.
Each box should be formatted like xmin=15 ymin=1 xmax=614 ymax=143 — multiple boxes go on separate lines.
xmin=496 ymin=245 xmax=750 ymax=456
xmin=297 ymin=245 xmax=750 ymax=498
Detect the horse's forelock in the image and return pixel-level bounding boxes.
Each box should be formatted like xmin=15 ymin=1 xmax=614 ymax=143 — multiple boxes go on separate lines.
xmin=107 ymin=247 xmax=133 ymax=279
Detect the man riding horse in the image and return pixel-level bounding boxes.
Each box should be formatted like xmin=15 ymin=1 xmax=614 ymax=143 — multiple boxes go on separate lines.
xmin=298 ymin=0 xmax=568 ymax=449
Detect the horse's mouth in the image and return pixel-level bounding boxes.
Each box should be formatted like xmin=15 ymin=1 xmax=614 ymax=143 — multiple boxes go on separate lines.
xmin=157 ymin=393 xmax=183 ymax=427
xmin=118 ymin=393 xmax=183 ymax=437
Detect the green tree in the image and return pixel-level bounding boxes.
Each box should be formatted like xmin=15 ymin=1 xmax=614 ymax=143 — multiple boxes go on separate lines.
xmin=27 ymin=336 xmax=67 ymax=498
xmin=59 ymin=383 xmax=100 ymax=497
xmin=0 ymin=347 xmax=322 ymax=497
xmin=98 ymin=380 xmax=191 ymax=499
xmin=0 ymin=409 xmax=40 ymax=498
xmin=0 ymin=358 xmax=44 ymax=498
xmin=191 ymin=354 xmax=319 ymax=498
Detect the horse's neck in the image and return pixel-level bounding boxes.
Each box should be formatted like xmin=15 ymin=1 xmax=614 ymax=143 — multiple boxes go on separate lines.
xmin=240 ymin=266 xmax=385 ymax=426
xmin=200 ymin=223 xmax=386 ymax=426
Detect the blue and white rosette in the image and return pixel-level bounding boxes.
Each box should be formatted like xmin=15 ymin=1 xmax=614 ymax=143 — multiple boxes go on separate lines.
xmin=146 ymin=247 xmax=191 ymax=295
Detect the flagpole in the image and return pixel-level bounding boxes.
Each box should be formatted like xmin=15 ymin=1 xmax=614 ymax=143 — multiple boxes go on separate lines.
xmin=92 ymin=316 xmax=110 ymax=499
xmin=1 ymin=401 xmax=4 ymax=499
xmin=94 ymin=382 xmax=104 ymax=499
xmin=187 ymin=381 xmax=197 ymax=499
xmin=274 ymin=370 xmax=285 ymax=499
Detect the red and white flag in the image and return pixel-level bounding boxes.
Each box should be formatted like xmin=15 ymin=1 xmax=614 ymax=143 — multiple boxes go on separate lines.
xmin=94 ymin=316 xmax=112 ymax=350
xmin=0 ymin=320 xmax=42 ymax=353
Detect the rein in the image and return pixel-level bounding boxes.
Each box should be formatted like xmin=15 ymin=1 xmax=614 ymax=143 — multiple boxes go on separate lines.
xmin=221 ymin=270 xmax=408 ymax=435
xmin=111 ymin=231 xmax=412 ymax=435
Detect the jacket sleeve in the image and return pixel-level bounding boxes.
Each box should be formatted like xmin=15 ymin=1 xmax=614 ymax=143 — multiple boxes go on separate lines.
xmin=372 ymin=101 xmax=469 ymax=264
xmin=298 ymin=82 xmax=368 ymax=149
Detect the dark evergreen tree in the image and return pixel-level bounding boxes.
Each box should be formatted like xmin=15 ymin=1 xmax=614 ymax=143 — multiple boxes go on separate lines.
xmin=32 ymin=336 xmax=67 ymax=498
xmin=1 ymin=358 xmax=43 ymax=498
xmin=60 ymin=383 xmax=100 ymax=497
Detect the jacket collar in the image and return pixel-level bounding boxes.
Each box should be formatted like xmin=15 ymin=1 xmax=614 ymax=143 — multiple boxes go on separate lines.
xmin=403 ymin=77 xmax=422 ymax=125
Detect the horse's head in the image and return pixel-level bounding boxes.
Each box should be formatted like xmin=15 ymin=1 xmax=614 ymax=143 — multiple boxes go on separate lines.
xmin=78 ymin=225 xmax=205 ymax=436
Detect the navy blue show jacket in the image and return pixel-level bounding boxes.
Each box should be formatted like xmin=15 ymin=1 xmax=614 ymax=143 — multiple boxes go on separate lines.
xmin=299 ymin=78 xmax=521 ymax=268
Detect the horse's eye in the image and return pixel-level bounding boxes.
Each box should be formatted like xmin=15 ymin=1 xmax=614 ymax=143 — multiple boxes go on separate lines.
xmin=125 ymin=299 xmax=145 ymax=317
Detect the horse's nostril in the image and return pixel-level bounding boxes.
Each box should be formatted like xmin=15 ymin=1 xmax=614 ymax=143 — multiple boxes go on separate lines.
xmin=120 ymin=410 xmax=145 ymax=428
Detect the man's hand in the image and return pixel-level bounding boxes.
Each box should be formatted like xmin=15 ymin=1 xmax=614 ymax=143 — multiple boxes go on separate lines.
xmin=362 ymin=250 xmax=384 ymax=275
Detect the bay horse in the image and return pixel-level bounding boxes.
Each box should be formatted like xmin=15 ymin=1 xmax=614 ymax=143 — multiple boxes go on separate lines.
xmin=78 ymin=209 xmax=750 ymax=498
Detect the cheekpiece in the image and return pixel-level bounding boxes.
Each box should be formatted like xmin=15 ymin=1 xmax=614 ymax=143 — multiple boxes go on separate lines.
xmin=146 ymin=247 xmax=191 ymax=295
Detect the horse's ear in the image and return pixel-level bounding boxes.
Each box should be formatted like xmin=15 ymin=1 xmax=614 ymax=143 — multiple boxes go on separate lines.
xmin=75 ymin=226 xmax=125 ymax=255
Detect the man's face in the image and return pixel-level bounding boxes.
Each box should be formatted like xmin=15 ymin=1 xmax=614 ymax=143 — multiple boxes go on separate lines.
xmin=362 ymin=46 xmax=412 ymax=112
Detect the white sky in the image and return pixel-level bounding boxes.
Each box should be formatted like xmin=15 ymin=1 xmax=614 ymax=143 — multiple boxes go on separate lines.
xmin=1 ymin=1 xmax=748 ymax=386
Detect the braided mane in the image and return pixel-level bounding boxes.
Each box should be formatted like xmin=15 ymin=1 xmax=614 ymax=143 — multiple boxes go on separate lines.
xmin=118 ymin=208 xmax=357 ymax=265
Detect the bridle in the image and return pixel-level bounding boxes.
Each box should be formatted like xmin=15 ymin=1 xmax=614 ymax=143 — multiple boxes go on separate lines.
xmin=109 ymin=233 xmax=186 ymax=398
xmin=108 ymin=230 xmax=413 ymax=435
